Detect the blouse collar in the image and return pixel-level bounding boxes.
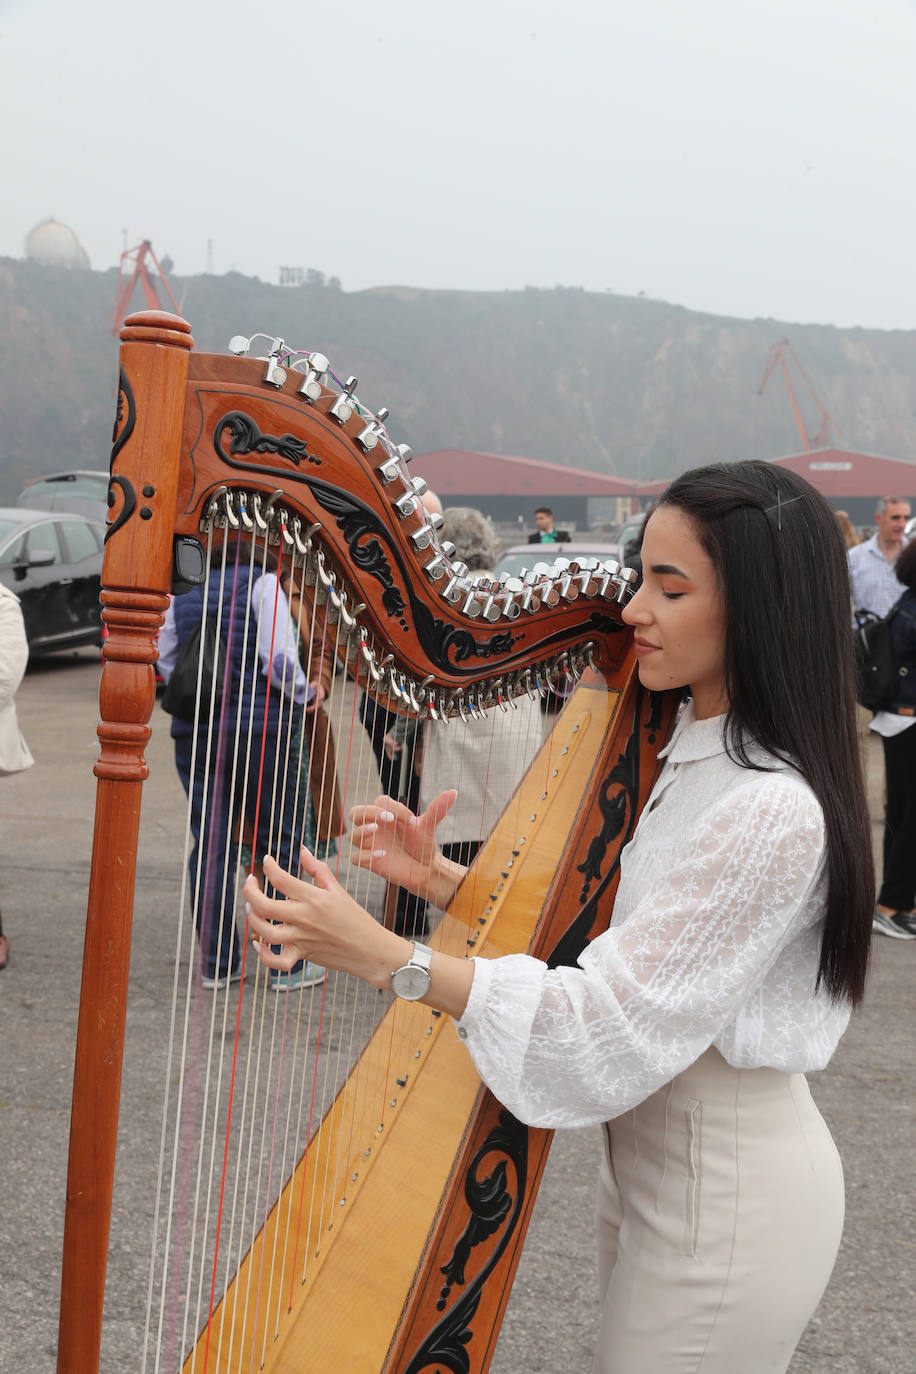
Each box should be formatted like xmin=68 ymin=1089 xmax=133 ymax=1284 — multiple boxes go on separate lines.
xmin=658 ymin=700 xmax=729 ymax=764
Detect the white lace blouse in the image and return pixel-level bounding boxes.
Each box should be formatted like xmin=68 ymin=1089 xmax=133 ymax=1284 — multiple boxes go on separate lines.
xmin=455 ymin=702 xmax=850 ymax=1129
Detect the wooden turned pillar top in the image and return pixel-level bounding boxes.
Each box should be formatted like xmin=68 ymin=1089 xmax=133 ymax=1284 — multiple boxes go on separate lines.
xmin=120 ymin=311 xmax=194 ymax=349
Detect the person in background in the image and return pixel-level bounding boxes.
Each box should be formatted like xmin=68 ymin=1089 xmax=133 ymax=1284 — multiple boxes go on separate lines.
xmin=0 ymin=584 xmax=35 ymax=969
xmin=527 ymin=507 xmax=570 ymax=544
xmin=159 ymin=547 xmax=314 ymax=990
xmin=835 ymin=509 xmax=862 ymax=550
xmin=419 ymin=507 xmax=545 ymax=870
xmin=279 ymin=566 xmax=344 ymax=866
xmin=868 ymin=539 xmax=916 ymax=939
xmin=848 ymin=496 xmax=910 ymax=860
xmin=847 ymin=495 xmax=910 ymax=619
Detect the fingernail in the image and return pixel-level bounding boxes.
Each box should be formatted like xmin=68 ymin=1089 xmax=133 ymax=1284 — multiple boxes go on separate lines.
xmin=245 ymin=901 xmax=252 ymax=915
xmin=251 ymin=938 xmax=261 ymax=950
xmin=372 ymin=848 xmax=386 ymax=859
xmin=378 ymin=811 xmax=395 ymax=823
xmin=363 ymin=822 xmax=378 ymax=834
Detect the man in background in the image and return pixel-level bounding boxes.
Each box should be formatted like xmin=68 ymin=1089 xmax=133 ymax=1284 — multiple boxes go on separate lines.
xmin=848 ymin=494 xmax=912 ymax=940
xmin=848 ymin=495 xmax=910 ymax=619
xmin=527 ymin=507 xmax=570 ymax=544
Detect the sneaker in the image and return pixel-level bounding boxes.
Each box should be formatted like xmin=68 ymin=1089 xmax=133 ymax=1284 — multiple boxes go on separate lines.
xmin=889 ymin=910 xmax=916 ymax=937
xmin=872 ymin=909 xmax=916 ymax=940
xmin=200 ymin=966 xmax=245 ymax=989
xmin=269 ymin=962 xmax=326 ymax=992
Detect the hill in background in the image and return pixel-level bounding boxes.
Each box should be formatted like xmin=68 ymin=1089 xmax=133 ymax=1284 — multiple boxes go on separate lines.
xmin=2 ymin=257 xmax=916 ymax=504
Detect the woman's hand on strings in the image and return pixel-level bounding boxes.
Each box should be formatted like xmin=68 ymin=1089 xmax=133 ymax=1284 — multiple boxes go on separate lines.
xmin=245 ymin=850 xmax=402 ymax=990
xmin=245 ymin=847 xmax=476 ymax=1018
xmin=348 ymin=790 xmax=466 ymax=910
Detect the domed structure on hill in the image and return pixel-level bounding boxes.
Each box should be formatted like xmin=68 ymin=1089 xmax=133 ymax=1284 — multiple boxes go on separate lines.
xmin=24 ymin=218 xmax=90 ymax=269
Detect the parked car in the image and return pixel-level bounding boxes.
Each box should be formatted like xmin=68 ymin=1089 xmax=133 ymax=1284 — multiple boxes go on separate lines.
xmin=612 ymin=511 xmax=648 ymax=563
xmin=17 ymin=469 xmax=109 ymax=521
xmin=492 ymin=540 xmax=628 ymax=581
xmin=0 ymin=507 xmax=104 ymax=654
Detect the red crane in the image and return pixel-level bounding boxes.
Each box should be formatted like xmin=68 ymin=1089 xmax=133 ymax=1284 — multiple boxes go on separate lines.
xmin=757 ymin=337 xmax=845 ymax=451
xmin=111 ymin=240 xmax=182 ymax=337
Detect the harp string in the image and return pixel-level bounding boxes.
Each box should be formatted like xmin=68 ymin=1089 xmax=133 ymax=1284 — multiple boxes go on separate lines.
xmin=143 ymin=519 xmax=576 ymax=1373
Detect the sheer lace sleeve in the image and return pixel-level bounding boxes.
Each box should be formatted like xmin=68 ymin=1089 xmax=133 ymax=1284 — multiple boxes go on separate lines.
xmin=455 ymin=770 xmax=827 ymax=1128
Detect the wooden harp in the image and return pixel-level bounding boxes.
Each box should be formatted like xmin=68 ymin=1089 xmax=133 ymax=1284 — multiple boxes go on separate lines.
xmin=57 ymin=312 xmax=677 ymax=1374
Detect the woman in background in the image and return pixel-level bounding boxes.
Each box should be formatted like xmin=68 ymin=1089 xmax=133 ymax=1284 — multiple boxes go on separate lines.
xmin=418 ymin=506 xmax=545 ymax=870
xmin=0 ymin=583 xmax=35 ymax=968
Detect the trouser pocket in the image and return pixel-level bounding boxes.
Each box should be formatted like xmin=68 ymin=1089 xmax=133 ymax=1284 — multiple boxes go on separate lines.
xmin=682 ymin=1098 xmax=702 ymax=1258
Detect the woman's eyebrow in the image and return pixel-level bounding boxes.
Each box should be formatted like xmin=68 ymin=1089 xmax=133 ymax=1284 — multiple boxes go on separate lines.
xmin=649 ymin=563 xmax=689 ymax=578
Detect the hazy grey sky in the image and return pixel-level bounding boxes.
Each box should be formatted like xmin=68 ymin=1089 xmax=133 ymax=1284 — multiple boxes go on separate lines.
xmin=3 ymin=0 xmax=915 ymax=329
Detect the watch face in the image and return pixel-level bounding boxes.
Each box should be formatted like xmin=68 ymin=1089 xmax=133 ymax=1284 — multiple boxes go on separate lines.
xmin=391 ymin=964 xmax=431 ymax=1000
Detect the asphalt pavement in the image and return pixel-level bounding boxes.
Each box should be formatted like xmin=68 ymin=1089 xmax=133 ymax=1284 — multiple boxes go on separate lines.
xmin=0 ymin=650 xmax=913 ymax=1373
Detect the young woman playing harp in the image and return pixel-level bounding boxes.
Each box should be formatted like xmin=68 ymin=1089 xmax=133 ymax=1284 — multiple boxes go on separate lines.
xmin=245 ymin=460 xmax=873 ymax=1374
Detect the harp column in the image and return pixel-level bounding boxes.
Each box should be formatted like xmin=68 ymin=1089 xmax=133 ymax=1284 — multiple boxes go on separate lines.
xmin=57 ymin=312 xmax=193 ymax=1374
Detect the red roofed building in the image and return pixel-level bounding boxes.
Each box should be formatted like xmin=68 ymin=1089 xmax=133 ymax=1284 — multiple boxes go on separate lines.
xmin=635 ymin=448 xmax=916 ymax=526
xmin=412 ymin=449 xmax=639 ymax=531
xmin=768 ymin=449 xmax=916 ymax=524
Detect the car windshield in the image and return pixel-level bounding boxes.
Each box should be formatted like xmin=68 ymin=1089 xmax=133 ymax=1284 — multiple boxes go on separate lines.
xmin=493 ymin=545 xmax=619 ymax=580
xmin=19 ymin=474 xmax=109 ymax=509
xmin=618 ymin=517 xmax=645 ymax=545
xmin=0 ymin=519 xmax=21 ymax=548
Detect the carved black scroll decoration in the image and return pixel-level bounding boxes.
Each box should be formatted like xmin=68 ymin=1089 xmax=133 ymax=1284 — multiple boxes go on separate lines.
xmin=413 ymin=603 xmax=521 ymax=666
xmin=105 ymin=475 xmax=137 ymax=544
xmin=546 ymin=684 xmax=647 ymax=970
xmin=110 ymin=366 xmax=136 ymax=469
xmin=576 ymin=723 xmax=641 ymax=903
xmin=403 ymin=1110 xmax=528 ymax=1374
xmin=644 ymin=689 xmax=665 ymax=743
xmin=307 ymin=484 xmax=407 ymax=618
xmin=106 ymin=367 xmax=139 ymax=543
xmin=214 ymin=411 xmax=317 ymax=468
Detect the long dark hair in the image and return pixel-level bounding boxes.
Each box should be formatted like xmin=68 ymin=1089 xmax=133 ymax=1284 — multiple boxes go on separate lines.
xmin=659 ymin=460 xmax=872 ymax=1005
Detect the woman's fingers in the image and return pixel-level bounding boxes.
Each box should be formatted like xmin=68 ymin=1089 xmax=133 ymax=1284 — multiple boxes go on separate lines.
xmin=417 ymin=789 xmax=458 ymax=835
xmin=348 ymin=798 xmax=399 ymax=827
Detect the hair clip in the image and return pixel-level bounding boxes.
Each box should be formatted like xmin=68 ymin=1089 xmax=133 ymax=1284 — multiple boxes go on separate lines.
xmin=765 ymin=493 xmax=803 ymax=531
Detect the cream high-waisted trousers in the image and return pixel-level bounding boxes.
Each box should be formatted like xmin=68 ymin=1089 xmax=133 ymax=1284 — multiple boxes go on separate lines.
xmin=594 ymin=1047 xmax=844 ymax=1374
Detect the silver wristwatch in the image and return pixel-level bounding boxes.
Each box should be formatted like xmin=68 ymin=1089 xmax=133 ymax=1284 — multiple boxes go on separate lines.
xmin=390 ymin=941 xmax=433 ymax=1001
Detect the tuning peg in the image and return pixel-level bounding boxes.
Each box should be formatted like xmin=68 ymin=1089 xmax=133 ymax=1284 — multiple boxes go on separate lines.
xmin=296 ymin=351 xmax=330 ymax=402
xmin=355 ymin=421 xmax=380 ymax=453
xmin=410 ymin=527 xmax=434 ymax=551
xmin=411 ymin=475 xmax=429 ymax=497
xmin=228 ymin=335 xmax=250 ymax=355
xmin=260 ymin=338 xmax=287 ymax=388
xmin=397 ymin=443 xmax=413 ymax=464
xmin=329 ymin=376 xmax=358 ymax=424
xmin=461 ymin=589 xmax=483 ymax=619
xmin=442 ymin=574 xmax=470 ymax=605
xmin=423 ymin=552 xmax=449 ymax=581
xmin=377 ymin=456 xmax=401 ymax=484
xmin=263 ymin=356 xmax=287 ymax=387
